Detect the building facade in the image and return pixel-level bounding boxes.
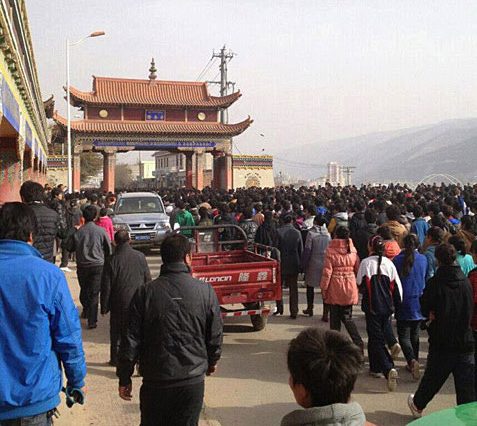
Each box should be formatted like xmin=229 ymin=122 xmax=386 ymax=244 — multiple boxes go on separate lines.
xmin=0 ymin=0 xmax=50 ymax=203
xmin=327 ymin=161 xmax=344 ymax=186
xmin=232 ymin=155 xmax=274 ymax=189
xmin=53 ymin=60 xmax=251 ymax=192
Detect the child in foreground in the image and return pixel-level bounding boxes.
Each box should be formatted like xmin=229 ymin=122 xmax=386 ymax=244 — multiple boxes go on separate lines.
xmin=282 ymin=327 xmax=371 ymax=426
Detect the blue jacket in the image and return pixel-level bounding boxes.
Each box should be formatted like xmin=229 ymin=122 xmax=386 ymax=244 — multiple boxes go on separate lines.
xmin=424 ymin=245 xmax=438 ymax=281
xmin=393 ymin=251 xmax=428 ymax=321
xmin=0 ymin=240 xmax=86 ymax=420
xmin=411 ymin=218 xmax=430 ymax=246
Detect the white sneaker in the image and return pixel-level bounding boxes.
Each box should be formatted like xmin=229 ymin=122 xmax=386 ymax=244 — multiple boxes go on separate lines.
xmin=408 ymin=394 xmax=423 ymax=418
xmin=390 ymin=343 xmax=401 ymax=360
xmin=387 ymin=368 xmax=398 ymax=392
xmin=60 ymin=267 xmax=72 ymax=272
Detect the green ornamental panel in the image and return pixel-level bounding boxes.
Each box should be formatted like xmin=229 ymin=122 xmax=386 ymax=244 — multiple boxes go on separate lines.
xmin=407 ymin=402 xmax=477 ymax=425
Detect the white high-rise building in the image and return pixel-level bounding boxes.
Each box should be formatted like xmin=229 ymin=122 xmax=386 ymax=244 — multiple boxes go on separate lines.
xmin=327 ymin=162 xmax=344 ymax=185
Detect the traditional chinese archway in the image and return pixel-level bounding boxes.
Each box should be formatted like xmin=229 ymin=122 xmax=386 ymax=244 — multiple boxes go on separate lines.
xmin=53 ymin=61 xmax=252 ymax=192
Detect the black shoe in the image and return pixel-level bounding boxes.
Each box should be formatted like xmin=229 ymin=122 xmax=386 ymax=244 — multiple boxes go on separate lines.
xmin=108 ymin=360 xmax=117 ymax=367
xmin=290 ymin=314 xmax=297 ymax=319
xmin=87 ymin=323 xmax=97 ymax=329
xmin=273 ymin=305 xmax=284 ymax=316
xmin=302 ymin=308 xmax=314 ymax=317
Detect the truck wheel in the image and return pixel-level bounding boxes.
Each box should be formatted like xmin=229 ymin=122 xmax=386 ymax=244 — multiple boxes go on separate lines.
xmin=250 ymin=314 xmax=268 ymax=331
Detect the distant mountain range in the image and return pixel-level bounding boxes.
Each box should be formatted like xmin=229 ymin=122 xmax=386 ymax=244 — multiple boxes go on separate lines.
xmin=276 ymin=118 xmax=477 ymax=184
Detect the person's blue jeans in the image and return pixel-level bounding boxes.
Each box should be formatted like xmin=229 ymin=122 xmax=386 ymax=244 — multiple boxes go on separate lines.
xmin=413 ymin=349 xmax=475 ymax=410
xmin=397 ymin=320 xmax=421 ymax=363
xmin=0 ymin=412 xmax=53 ymax=425
xmin=366 ymin=313 xmax=395 ymax=376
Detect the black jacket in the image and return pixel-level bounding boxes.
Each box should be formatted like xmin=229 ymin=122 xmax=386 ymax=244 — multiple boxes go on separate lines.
xmin=117 ymin=262 xmax=223 ymax=387
xmin=49 ymin=198 xmax=67 ymax=237
xmin=28 ymin=202 xmax=60 ymax=263
xmin=354 ymin=223 xmax=378 ymax=261
xmin=349 ymin=212 xmax=367 ymax=241
xmin=277 ymin=224 xmax=303 ymax=275
xmin=101 ymin=243 xmax=151 ymax=316
xmin=421 ymin=265 xmax=474 ymax=353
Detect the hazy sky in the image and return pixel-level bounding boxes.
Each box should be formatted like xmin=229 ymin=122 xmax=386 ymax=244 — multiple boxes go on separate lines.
xmin=27 ymin=0 xmax=477 ymax=160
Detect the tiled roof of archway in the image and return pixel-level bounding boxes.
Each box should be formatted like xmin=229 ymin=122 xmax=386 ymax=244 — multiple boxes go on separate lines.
xmin=68 ymin=76 xmax=241 ymax=108
xmin=53 ymin=113 xmax=252 ymax=137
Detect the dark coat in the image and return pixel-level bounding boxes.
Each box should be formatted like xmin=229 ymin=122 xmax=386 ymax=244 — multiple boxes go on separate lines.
xmin=100 ymin=243 xmax=151 ymax=317
xmin=277 ymin=223 xmax=303 ymax=276
xmin=28 ymin=201 xmax=60 ymax=263
xmin=353 ymin=223 xmax=378 ymax=261
xmin=117 ymin=262 xmax=223 ymax=387
xmin=421 ymin=265 xmax=474 ymax=353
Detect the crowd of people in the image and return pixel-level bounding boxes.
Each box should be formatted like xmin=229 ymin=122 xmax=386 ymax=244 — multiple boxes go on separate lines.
xmin=1 ymin=180 xmax=477 ymax=425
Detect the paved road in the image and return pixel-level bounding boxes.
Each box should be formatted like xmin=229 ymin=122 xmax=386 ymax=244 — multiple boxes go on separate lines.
xmin=58 ymin=251 xmax=456 ymax=426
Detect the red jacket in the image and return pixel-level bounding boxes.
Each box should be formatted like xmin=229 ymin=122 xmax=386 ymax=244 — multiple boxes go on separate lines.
xmin=468 ymin=268 xmax=477 ymax=330
xmin=320 ymin=239 xmax=360 ymax=306
xmin=96 ymin=216 xmax=114 ymax=241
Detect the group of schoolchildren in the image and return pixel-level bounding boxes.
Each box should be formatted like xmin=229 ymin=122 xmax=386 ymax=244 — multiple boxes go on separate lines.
xmin=283 ymin=200 xmax=477 ymax=425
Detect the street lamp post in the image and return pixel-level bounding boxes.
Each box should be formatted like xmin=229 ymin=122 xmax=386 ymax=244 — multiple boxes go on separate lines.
xmin=66 ymin=31 xmax=105 ymax=193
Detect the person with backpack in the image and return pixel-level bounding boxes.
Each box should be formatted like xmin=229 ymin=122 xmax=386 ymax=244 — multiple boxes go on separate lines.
xmin=320 ymin=227 xmax=363 ymax=351
xmin=393 ymin=234 xmax=428 ymax=380
xmin=327 ymin=203 xmax=348 ymax=237
xmin=357 ymin=236 xmax=403 ymax=391
xmin=408 ymin=244 xmax=475 ymax=419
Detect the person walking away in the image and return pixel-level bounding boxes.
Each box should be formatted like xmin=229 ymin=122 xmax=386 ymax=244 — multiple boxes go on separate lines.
xmin=239 ymin=207 xmax=259 ymax=247
xmin=349 ymin=199 xmax=368 ymax=244
xmin=276 ymin=215 xmax=303 ymax=318
xmin=255 ymin=210 xmax=280 ymax=257
xmin=253 ymin=203 xmax=265 ymax=227
xmin=281 ymin=328 xmax=369 ymax=426
xmin=448 ymin=235 xmax=476 ymax=276
xmin=60 ymin=196 xmax=82 ymax=271
xmin=174 ymin=201 xmax=195 ymax=238
xmin=357 ymin=236 xmax=402 ymax=391
xmin=456 ymin=215 xmax=476 ymax=253
xmin=377 ymin=225 xmax=401 ymax=260
xmin=384 ymin=205 xmax=408 ymax=248
xmin=411 ymin=205 xmax=430 ymax=247
xmin=393 ymin=234 xmax=427 ymax=380
xmin=101 ymin=230 xmax=151 ymax=366
xmin=96 ymin=208 xmax=114 ymax=241
xmin=19 ymin=181 xmax=62 ymax=263
xmin=0 ymin=202 xmax=86 ymax=424
xmin=73 ymin=205 xmax=112 ymax=329
xmin=354 ymin=209 xmax=378 ymax=262
xmin=408 ymin=244 xmax=475 ymax=419
xmin=467 ymin=240 xmax=477 ymax=398
xmin=301 ymin=215 xmax=331 ymax=320
xmin=423 ymin=226 xmax=445 ymax=281
xmin=49 ymin=187 xmax=68 ymax=268
xmin=197 ymin=206 xmax=213 ymax=227
xmin=327 ymin=203 xmax=348 ymax=237
xmin=117 ymin=234 xmax=223 ymax=426
xmin=320 ymin=227 xmax=363 ymax=351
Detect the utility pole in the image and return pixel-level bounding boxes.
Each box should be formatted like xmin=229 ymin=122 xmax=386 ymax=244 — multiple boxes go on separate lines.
xmin=340 ymin=166 xmax=356 ymax=186
xmin=208 ymin=45 xmax=236 ymax=123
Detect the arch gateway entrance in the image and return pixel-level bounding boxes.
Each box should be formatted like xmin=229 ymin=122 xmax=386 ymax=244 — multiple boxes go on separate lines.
xmin=53 ymin=62 xmax=252 ymax=192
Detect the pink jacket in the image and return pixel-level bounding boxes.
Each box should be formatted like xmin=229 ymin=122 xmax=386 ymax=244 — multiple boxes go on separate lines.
xmin=320 ymin=238 xmax=360 ymax=306
xmin=96 ymin=216 xmax=114 ymax=241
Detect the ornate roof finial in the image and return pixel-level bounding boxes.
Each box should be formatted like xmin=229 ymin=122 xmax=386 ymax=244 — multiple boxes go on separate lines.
xmin=149 ymin=58 xmax=157 ymax=80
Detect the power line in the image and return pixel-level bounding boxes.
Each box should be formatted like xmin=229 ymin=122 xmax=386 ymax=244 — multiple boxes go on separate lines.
xmin=196 ymin=57 xmax=217 ymax=81
xmin=274 ymin=157 xmax=328 ymax=168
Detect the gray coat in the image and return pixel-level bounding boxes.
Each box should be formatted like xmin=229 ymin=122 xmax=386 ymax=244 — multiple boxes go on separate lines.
xmin=302 ymin=226 xmax=331 ymax=288
xmin=277 ymin=224 xmax=303 ymax=276
xmin=281 ymin=402 xmax=366 ymax=426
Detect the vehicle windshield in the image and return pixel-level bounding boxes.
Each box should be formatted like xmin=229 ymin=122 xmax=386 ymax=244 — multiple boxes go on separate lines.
xmin=116 ymin=197 xmax=164 ymax=214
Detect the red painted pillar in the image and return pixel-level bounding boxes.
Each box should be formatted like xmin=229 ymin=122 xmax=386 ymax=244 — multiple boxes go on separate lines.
xmin=0 ymin=138 xmax=22 ymax=203
xmin=102 ymin=150 xmax=116 ymax=193
xmin=185 ymin=152 xmax=193 ymax=189
xmin=194 ymin=151 xmax=205 ymax=190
